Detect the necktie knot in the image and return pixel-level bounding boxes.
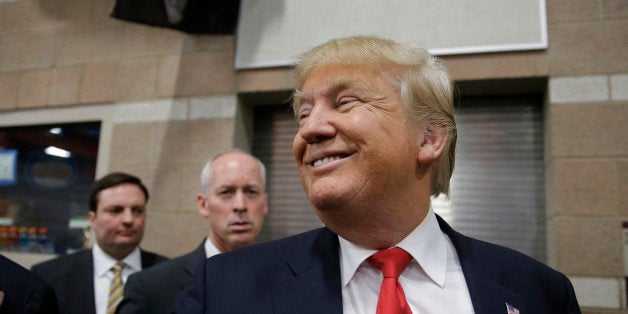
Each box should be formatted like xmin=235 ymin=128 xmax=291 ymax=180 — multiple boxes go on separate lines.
xmin=367 ymin=247 xmax=413 ymax=314
xmin=111 ymin=262 xmax=124 ymax=274
xmin=367 ymin=247 xmax=412 ymax=279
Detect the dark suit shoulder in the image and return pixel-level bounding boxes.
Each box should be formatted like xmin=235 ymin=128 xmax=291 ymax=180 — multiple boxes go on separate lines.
xmin=119 ymin=248 xmax=200 ymax=314
xmin=202 ymin=228 xmax=335 ymax=279
xmin=438 ymin=215 xmax=564 ymax=277
xmin=173 ymin=228 xmax=341 ymax=314
xmin=441 ymin=219 xmax=580 ymax=313
xmin=0 ymin=255 xmax=60 ymax=314
xmin=131 ymin=250 xmax=194 ymax=282
xmin=31 ymin=250 xmax=90 ymax=269
xmin=210 ymin=227 xmax=333 ymax=263
xmin=139 ymin=249 xmax=168 ymax=268
xmin=456 ymin=230 xmax=564 ymax=278
xmin=31 ymin=250 xmax=91 ymax=282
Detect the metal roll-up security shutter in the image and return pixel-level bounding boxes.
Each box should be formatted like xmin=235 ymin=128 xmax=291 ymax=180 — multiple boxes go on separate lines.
xmin=252 ymin=95 xmax=546 ymax=262
xmin=433 ymin=95 xmax=546 ymax=261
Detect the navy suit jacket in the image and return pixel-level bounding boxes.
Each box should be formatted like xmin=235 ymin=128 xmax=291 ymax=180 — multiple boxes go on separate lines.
xmin=31 ymin=249 xmax=167 ymax=314
xmin=173 ymin=215 xmax=580 ymax=314
xmin=0 ymin=254 xmax=59 ymax=314
xmin=116 ymin=241 xmax=206 ymax=314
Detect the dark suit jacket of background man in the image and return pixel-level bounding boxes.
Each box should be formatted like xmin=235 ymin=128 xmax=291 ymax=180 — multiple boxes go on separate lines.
xmin=174 ymin=215 xmax=581 ymax=314
xmin=0 ymin=254 xmax=59 ymax=314
xmin=31 ymin=249 xmax=167 ymax=314
xmin=116 ymin=241 xmax=206 ymax=314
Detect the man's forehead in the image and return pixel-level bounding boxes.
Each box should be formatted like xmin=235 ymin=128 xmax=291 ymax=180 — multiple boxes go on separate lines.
xmin=212 ymin=156 xmax=259 ymax=174
xmin=213 ymin=181 xmax=262 ymax=189
xmin=99 ymin=183 xmax=143 ymax=196
xmin=209 ymin=161 xmax=263 ymax=186
xmin=302 ymin=69 xmax=366 ymax=92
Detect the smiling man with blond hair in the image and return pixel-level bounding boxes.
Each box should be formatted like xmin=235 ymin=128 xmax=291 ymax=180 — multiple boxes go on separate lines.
xmin=174 ymin=36 xmax=580 ymax=314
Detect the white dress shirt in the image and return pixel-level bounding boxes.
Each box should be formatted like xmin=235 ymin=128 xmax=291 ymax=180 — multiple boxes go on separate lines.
xmin=203 ymin=237 xmax=222 ymax=259
xmin=339 ymin=207 xmax=475 ymax=314
xmin=92 ymin=243 xmax=142 ymax=314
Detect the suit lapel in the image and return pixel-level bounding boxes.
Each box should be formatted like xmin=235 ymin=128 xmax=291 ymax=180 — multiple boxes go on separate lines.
xmin=140 ymin=249 xmax=157 ymax=268
xmin=436 ymin=215 xmax=527 ymax=314
xmin=184 ymin=242 xmax=207 ymax=276
xmin=181 ymin=242 xmax=207 ymax=291
xmin=462 ymin=265 xmax=526 ymax=313
xmin=272 ymin=228 xmax=343 ymax=314
xmin=74 ymin=250 xmax=96 ymax=313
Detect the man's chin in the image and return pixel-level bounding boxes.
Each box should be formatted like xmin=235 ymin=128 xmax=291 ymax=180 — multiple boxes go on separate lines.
xmin=113 ymin=238 xmax=141 ymax=249
xmin=229 ymin=235 xmax=255 ymax=248
xmin=308 ymin=193 xmax=349 ymax=212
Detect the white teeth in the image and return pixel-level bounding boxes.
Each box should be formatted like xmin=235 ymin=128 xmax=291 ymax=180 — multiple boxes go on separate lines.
xmin=313 ymin=156 xmax=342 ymax=167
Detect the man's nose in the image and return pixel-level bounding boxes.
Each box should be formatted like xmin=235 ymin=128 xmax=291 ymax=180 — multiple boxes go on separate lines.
xmin=121 ymin=208 xmax=134 ymax=224
xmin=232 ymin=191 xmax=248 ymax=212
xmin=298 ymin=104 xmax=336 ymax=144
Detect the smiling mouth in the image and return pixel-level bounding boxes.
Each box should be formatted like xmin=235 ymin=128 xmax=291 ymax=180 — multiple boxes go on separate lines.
xmin=311 ymin=154 xmax=350 ymax=167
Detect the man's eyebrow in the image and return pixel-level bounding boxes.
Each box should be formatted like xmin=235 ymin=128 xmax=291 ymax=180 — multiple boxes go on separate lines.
xmin=102 ymin=205 xmax=123 ymax=211
xmin=291 ymin=76 xmax=369 ymax=117
xmin=292 ymin=89 xmax=306 ymax=114
xmin=215 ymin=184 xmax=234 ymax=190
xmin=243 ymin=183 xmax=262 ymax=190
xmin=333 ymin=77 xmax=367 ymax=93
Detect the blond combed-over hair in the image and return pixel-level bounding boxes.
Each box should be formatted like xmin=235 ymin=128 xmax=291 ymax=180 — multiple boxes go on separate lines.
xmin=293 ymin=36 xmax=457 ymax=197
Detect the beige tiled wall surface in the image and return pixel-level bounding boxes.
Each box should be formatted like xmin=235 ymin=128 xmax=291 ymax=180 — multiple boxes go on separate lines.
xmin=555 ymin=217 xmax=623 ymax=276
xmin=545 ymin=0 xmax=628 ymax=310
xmin=548 ymin=19 xmax=627 ymax=76
xmin=0 ymin=0 xmax=237 ymax=110
xmin=0 ymin=0 xmax=626 ymax=311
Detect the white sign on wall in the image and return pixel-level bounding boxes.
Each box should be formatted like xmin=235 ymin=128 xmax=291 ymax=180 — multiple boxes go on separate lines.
xmin=236 ymin=0 xmax=547 ymax=69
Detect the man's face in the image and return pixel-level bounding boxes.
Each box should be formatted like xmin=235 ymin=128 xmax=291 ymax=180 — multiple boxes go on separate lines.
xmin=292 ymin=64 xmax=422 ymax=218
xmin=198 ymin=152 xmax=268 ymax=253
xmin=89 ymin=183 xmax=146 ymax=258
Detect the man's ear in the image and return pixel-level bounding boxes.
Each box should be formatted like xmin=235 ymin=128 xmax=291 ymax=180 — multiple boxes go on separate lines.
xmin=262 ymin=193 xmax=269 ymax=216
xmin=197 ymin=194 xmax=210 ymax=218
xmin=417 ymin=125 xmax=448 ymax=164
xmin=88 ymin=210 xmax=96 ymax=225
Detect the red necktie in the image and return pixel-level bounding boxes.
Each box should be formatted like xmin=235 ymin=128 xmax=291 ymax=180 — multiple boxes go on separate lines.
xmin=367 ymin=247 xmax=413 ymax=314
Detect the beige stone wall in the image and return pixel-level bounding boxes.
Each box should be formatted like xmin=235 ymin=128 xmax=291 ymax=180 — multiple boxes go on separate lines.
xmin=544 ymin=1 xmax=627 ymax=312
xmin=0 ymin=0 xmax=236 ymax=108
xmin=0 ymin=0 xmax=626 ymax=311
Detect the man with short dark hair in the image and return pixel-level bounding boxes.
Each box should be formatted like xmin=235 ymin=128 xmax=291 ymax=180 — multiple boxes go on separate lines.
xmin=32 ymin=172 xmax=167 ymax=314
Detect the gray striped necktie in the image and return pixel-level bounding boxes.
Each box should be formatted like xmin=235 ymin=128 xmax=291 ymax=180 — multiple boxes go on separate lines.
xmin=107 ymin=262 xmax=124 ymax=314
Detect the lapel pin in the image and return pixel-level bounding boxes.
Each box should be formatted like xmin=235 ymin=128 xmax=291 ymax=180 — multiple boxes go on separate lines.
xmin=506 ymin=303 xmax=520 ymax=314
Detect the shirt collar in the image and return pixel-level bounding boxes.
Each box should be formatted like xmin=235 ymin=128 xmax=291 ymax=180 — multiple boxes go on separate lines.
xmin=338 ymin=206 xmax=448 ymax=288
xmin=92 ymin=242 xmax=142 ymax=277
xmin=204 ymin=237 xmax=221 ymax=258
